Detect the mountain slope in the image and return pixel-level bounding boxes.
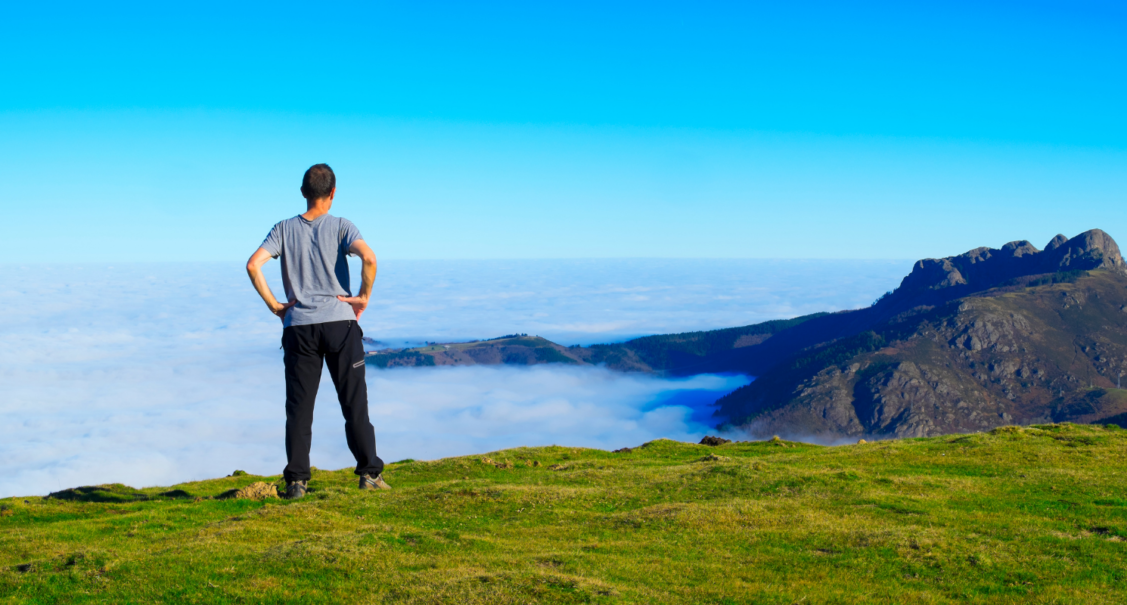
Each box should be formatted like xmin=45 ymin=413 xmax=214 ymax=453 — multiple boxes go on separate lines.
xmin=716 ymin=230 xmax=1127 ymax=438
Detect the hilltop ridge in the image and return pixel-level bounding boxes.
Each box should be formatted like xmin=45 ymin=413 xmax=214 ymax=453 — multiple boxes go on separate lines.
xmin=4 ymin=424 xmax=1127 ymax=602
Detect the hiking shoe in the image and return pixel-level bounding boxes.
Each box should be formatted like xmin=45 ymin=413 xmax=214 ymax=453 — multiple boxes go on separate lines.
xmin=284 ymin=480 xmax=308 ymax=500
xmin=359 ymin=473 xmax=391 ymax=490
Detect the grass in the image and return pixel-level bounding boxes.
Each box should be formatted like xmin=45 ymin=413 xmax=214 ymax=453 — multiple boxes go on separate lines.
xmin=4 ymin=424 xmax=1127 ymax=603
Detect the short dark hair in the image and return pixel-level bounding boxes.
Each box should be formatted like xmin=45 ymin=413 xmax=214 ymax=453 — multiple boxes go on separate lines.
xmin=300 ymin=163 xmax=336 ymax=200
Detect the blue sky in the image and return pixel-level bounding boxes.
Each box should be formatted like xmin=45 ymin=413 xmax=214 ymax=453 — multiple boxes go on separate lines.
xmin=2 ymin=1 xmax=1125 ymax=261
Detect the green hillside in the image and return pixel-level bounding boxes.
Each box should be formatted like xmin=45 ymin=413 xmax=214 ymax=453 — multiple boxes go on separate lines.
xmin=365 ymin=336 xmax=583 ymax=368
xmin=4 ymin=424 xmax=1127 ymax=603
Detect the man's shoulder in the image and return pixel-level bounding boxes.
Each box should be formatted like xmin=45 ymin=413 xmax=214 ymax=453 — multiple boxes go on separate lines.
xmin=272 ymin=214 xmax=359 ymax=234
xmin=272 ymin=215 xmax=304 ymax=229
xmin=323 ymin=215 xmax=361 ymax=236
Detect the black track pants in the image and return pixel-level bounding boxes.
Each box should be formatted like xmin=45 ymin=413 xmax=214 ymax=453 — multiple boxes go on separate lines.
xmin=282 ymin=320 xmax=383 ymax=482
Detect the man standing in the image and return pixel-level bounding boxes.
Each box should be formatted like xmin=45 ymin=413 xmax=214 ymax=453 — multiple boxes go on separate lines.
xmin=246 ymin=163 xmax=389 ymax=499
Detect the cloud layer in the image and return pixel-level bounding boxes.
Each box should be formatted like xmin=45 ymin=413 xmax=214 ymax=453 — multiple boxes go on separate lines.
xmin=0 ymin=260 xmax=907 ymax=498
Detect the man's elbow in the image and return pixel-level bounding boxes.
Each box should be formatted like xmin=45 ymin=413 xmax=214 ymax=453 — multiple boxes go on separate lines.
xmin=246 ymin=255 xmax=266 ymax=274
xmin=362 ymin=252 xmax=378 ymax=266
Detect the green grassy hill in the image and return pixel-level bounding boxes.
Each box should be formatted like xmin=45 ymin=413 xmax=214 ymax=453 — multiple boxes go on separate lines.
xmin=4 ymin=424 xmax=1127 ymax=603
xmin=365 ymin=335 xmax=582 ymax=368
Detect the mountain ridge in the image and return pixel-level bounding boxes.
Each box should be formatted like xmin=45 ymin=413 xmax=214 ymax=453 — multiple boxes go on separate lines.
xmin=365 ymin=229 xmax=1127 ymax=439
xmin=714 ymin=229 xmax=1127 ymax=438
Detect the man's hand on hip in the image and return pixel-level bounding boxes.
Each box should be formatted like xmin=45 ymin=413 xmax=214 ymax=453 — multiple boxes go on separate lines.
xmin=271 ymin=300 xmax=297 ymax=321
xmin=337 ymin=295 xmax=368 ymax=321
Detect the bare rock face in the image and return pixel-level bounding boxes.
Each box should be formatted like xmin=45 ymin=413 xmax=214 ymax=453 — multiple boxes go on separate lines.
xmin=948 ymin=305 xmax=1034 ymax=352
xmin=850 ymin=361 xmax=1005 ymax=438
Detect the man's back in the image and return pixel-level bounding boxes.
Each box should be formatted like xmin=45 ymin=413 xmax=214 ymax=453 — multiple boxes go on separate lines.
xmin=245 ymin=163 xmax=387 ymax=499
xmin=260 ymin=213 xmax=363 ymax=327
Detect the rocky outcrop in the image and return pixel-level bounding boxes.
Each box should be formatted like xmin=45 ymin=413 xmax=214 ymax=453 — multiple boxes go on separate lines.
xmin=1044 ymin=229 xmax=1125 ymax=272
xmin=892 ymin=229 xmax=1124 ymax=303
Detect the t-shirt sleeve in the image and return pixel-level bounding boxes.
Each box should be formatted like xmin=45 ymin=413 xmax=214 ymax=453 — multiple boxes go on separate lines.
xmin=340 ymin=220 xmax=364 ymax=256
xmin=261 ymin=222 xmax=283 ymax=258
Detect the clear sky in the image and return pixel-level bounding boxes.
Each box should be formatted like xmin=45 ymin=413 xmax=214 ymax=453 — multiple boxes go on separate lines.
xmin=2 ymin=1 xmax=1125 ymax=262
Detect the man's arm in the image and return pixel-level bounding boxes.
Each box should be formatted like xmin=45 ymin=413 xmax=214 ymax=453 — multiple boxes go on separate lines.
xmin=337 ymin=240 xmax=377 ymax=321
xmin=246 ymin=247 xmax=295 ymax=320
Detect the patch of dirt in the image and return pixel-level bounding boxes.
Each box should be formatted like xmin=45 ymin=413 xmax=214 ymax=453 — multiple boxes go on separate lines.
xmin=700 ymin=436 xmax=731 ymax=446
xmin=480 ymin=457 xmax=513 ymax=469
xmin=218 ymin=482 xmax=279 ymax=500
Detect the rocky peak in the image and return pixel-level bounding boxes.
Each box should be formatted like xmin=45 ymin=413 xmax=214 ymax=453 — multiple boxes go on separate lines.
xmin=1045 ymin=234 xmax=1068 ymax=251
xmin=1001 ymin=240 xmax=1039 ymax=257
xmin=890 ymin=229 xmax=1123 ymax=302
xmin=1042 ymin=229 xmax=1125 ymax=272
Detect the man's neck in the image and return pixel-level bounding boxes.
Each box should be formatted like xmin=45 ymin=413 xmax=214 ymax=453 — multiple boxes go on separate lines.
xmin=301 ymin=200 xmax=332 ymax=221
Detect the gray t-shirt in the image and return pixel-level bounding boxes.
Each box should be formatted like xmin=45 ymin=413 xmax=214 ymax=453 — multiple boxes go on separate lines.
xmin=260 ymin=214 xmax=364 ymax=328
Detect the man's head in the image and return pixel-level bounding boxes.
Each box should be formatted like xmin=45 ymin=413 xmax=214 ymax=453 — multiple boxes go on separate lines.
xmin=300 ymin=163 xmax=336 ymax=202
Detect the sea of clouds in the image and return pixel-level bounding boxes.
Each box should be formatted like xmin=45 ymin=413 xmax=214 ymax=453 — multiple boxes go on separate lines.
xmin=0 ymin=259 xmax=910 ymax=498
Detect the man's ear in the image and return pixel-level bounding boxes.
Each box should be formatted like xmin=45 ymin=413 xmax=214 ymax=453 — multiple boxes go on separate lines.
xmin=328 ymin=187 xmax=336 ymax=202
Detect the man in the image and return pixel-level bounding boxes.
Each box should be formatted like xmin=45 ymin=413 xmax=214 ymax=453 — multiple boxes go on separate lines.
xmin=246 ymin=163 xmax=389 ymax=499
